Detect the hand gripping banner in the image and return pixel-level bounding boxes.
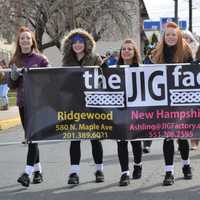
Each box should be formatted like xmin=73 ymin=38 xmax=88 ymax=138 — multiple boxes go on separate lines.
xmin=24 ymin=64 xmax=200 ymax=141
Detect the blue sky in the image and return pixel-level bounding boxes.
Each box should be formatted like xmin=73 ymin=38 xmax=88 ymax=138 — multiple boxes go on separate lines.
xmin=143 ymin=0 xmax=200 ymax=35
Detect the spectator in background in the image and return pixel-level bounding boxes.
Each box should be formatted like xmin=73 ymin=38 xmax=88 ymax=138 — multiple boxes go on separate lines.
xmin=182 ymin=30 xmax=199 ymax=59
xmin=102 ymin=50 xmax=119 ymax=68
xmin=107 ymin=51 xmax=119 ymax=66
xmin=196 ymin=45 xmax=200 ymax=62
xmin=105 ymin=51 xmax=111 ymax=59
xmin=101 ymin=51 xmax=111 ymax=68
xmin=182 ymin=30 xmax=199 ymax=150
xmin=0 ymin=59 xmax=9 ymax=110
xmin=0 ymin=62 xmax=5 ymax=84
xmin=142 ymin=44 xmax=156 ymax=153
xmin=143 ymin=44 xmax=155 ymax=64
xmin=143 ymin=140 xmax=152 ymax=154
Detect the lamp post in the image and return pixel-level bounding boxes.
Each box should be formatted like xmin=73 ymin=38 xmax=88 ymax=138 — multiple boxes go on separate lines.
xmin=189 ymin=0 xmax=192 ymax=32
xmin=174 ymin=0 xmax=178 ymax=24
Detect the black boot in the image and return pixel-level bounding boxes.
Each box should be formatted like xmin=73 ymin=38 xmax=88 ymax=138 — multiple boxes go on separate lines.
xmin=33 ymin=171 xmax=43 ymax=184
xmin=163 ymin=172 xmax=174 ymax=186
xmin=143 ymin=146 xmax=150 ymax=154
xmin=132 ymin=165 xmax=142 ymax=179
xmin=95 ymin=170 xmax=104 ymax=183
xmin=17 ymin=173 xmax=30 ymax=187
xmin=119 ymin=173 xmax=130 ymax=186
xmin=68 ymin=173 xmax=79 ymax=184
xmin=182 ymin=165 xmax=192 ymax=179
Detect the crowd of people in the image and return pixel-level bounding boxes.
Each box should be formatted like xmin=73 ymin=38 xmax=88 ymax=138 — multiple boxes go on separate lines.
xmin=1 ymin=21 xmax=200 ymax=188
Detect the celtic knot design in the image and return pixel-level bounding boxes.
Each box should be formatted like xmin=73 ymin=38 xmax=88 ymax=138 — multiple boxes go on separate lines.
xmin=84 ymin=91 xmax=124 ymax=107
xmin=170 ymin=89 xmax=200 ymax=106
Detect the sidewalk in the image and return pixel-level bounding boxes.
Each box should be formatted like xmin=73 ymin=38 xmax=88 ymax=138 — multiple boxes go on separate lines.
xmin=0 ymin=106 xmax=20 ymax=131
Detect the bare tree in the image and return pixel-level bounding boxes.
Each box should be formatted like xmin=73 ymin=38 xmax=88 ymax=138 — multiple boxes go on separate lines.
xmin=0 ymin=0 xmax=137 ymax=51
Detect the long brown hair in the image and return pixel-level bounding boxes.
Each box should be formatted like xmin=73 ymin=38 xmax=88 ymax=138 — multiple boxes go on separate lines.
xmin=151 ymin=22 xmax=192 ymax=63
xmin=118 ymin=39 xmax=140 ymax=65
xmin=9 ymin=26 xmax=39 ymax=67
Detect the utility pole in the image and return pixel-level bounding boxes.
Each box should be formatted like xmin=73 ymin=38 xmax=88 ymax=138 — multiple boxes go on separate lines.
xmin=174 ymin=0 xmax=178 ymax=24
xmin=189 ymin=0 xmax=192 ymax=32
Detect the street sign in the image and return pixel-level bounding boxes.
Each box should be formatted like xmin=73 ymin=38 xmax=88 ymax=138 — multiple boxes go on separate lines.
xmin=143 ymin=19 xmax=187 ymax=32
xmin=143 ymin=21 xmax=160 ymax=31
xmin=160 ymin=17 xmax=176 ymax=31
xmin=179 ymin=20 xmax=187 ymax=30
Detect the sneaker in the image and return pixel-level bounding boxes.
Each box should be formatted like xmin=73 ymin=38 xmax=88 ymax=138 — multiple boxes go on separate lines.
xmin=143 ymin=147 xmax=150 ymax=154
xmin=68 ymin=173 xmax=79 ymax=184
xmin=95 ymin=170 xmax=104 ymax=183
xmin=182 ymin=165 xmax=192 ymax=179
xmin=132 ymin=165 xmax=142 ymax=179
xmin=119 ymin=174 xmax=130 ymax=186
xmin=33 ymin=171 xmax=43 ymax=184
xmin=17 ymin=173 xmax=30 ymax=187
xmin=163 ymin=172 xmax=174 ymax=186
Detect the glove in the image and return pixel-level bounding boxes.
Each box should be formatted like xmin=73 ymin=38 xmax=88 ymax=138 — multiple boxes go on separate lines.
xmin=10 ymin=64 xmax=21 ymax=81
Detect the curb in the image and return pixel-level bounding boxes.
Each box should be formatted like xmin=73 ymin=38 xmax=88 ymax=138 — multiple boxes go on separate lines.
xmin=0 ymin=117 xmax=21 ymax=131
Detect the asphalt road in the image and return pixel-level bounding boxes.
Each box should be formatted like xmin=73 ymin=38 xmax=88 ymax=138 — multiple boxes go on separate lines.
xmin=0 ymin=125 xmax=200 ymax=200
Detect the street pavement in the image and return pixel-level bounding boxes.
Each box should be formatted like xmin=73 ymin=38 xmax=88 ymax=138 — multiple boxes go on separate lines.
xmin=0 ymin=125 xmax=200 ymax=200
xmin=0 ymin=106 xmax=20 ymax=130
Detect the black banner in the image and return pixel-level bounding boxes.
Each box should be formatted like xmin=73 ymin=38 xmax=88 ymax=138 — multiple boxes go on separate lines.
xmin=24 ymin=64 xmax=200 ymax=141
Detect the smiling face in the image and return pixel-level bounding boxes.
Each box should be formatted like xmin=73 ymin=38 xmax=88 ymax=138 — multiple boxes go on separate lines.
xmin=19 ymin=31 xmax=33 ymax=53
xmin=72 ymin=40 xmax=85 ymax=55
xmin=183 ymin=35 xmax=192 ymax=44
xmin=164 ymin=27 xmax=178 ymax=46
xmin=121 ymin=42 xmax=135 ymax=63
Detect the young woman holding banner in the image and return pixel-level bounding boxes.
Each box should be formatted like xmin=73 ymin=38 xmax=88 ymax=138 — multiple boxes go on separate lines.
xmin=150 ymin=22 xmax=193 ymax=186
xmin=8 ymin=27 xmax=49 ymax=187
xmin=116 ymin=39 xmax=143 ymax=186
xmin=62 ymin=28 xmax=104 ymax=185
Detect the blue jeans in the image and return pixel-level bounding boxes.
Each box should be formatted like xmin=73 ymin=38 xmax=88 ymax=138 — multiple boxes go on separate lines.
xmin=0 ymin=84 xmax=9 ymax=105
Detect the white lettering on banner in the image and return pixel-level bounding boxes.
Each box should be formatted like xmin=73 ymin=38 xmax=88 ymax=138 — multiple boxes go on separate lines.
xmin=172 ymin=65 xmax=200 ymax=87
xmin=125 ymin=67 xmax=168 ymax=107
xmin=83 ymin=68 xmax=123 ymax=107
xmin=171 ymin=65 xmax=200 ymax=106
xmin=83 ymin=65 xmax=200 ymax=108
xmin=83 ymin=68 xmax=121 ymax=89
